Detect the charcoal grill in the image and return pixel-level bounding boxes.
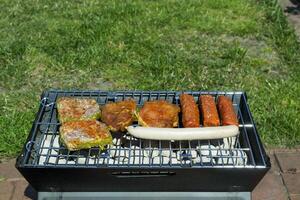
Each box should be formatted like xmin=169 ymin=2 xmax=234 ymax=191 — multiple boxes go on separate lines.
xmin=16 ymin=90 xmax=270 ymax=200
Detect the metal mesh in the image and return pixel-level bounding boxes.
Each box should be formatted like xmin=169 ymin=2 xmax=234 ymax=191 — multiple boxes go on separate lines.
xmin=21 ymin=90 xmax=266 ymax=168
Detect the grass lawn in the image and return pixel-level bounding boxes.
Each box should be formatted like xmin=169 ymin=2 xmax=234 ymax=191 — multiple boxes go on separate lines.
xmin=0 ymin=0 xmax=299 ymax=158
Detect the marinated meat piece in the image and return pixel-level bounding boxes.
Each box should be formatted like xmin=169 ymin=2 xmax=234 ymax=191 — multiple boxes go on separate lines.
xmin=57 ymin=97 xmax=100 ymax=123
xmin=138 ymin=100 xmax=180 ymax=128
xmin=60 ymin=120 xmax=112 ymax=151
xmin=217 ymin=96 xmax=239 ymax=126
xmin=200 ymin=95 xmax=220 ymax=127
xmin=180 ymin=94 xmax=200 ymax=127
xmin=101 ymin=99 xmax=136 ymax=132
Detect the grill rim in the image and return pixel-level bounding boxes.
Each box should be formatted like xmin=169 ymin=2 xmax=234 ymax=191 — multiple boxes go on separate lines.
xmin=16 ymin=90 xmax=271 ymax=169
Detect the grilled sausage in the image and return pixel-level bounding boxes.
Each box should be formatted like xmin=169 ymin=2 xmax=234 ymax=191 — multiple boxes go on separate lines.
xmin=217 ymin=96 xmax=239 ymax=126
xmin=127 ymin=125 xmax=239 ymax=140
xmin=199 ymin=95 xmax=220 ymax=127
xmin=180 ymin=94 xmax=200 ymax=127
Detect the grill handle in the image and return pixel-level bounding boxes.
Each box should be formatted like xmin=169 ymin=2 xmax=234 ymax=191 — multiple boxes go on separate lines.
xmin=112 ymin=171 xmax=176 ymax=178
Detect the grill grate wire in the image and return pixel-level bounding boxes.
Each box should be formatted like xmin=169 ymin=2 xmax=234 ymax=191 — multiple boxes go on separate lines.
xmin=21 ymin=90 xmax=266 ymax=168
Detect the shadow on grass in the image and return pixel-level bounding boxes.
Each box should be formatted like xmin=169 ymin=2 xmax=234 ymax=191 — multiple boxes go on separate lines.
xmin=285 ymin=0 xmax=300 ymax=15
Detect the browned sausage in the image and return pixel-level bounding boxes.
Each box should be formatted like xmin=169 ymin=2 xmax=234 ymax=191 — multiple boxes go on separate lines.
xmin=217 ymin=96 xmax=239 ymax=126
xmin=180 ymin=94 xmax=200 ymax=127
xmin=199 ymin=95 xmax=220 ymax=127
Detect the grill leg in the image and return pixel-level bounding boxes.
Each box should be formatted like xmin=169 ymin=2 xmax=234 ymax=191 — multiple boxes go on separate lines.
xmin=38 ymin=192 xmax=251 ymax=200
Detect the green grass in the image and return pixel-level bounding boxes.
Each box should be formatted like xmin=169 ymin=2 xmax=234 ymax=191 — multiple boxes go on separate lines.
xmin=0 ymin=0 xmax=299 ymax=158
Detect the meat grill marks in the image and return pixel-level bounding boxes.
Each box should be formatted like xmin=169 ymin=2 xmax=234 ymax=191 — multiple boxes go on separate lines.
xmin=180 ymin=94 xmax=200 ymax=128
xmin=199 ymin=95 xmax=220 ymax=127
xmin=138 ymin=100 xmax=180 ymax=128
xmin=217 ymin=96 xmax=239 ymax=126
xmin=101 ymin=99 xmax=136 ymax=132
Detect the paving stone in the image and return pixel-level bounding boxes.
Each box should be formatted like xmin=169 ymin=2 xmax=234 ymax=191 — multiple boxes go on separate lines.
xmin=10 ymin=180 xmax=35 ymax=200
xmin=0 ymin=159 xmax=23 ymax=180
xmin=276 ymin=152 xmax=300 ymax=173
xmin=252 ymin=154 xmax=289 ymax=200
xmin=0 ymin=181 xmax=14 ymax=200
xmin=282 ymin=173 xmax=300 ymax=195
xmin=290 ymin=195 xmax=300 ymax=200
xmin=267 ymin=151 xmax=281 ymax=173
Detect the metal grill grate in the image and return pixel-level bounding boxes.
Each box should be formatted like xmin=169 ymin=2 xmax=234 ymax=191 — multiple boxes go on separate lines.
xmin=20 ymin=90 xmax=267 ymax=168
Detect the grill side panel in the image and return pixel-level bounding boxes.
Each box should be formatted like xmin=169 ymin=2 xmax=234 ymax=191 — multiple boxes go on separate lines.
xmin=17 ymin=167 xmax=269 ymax=192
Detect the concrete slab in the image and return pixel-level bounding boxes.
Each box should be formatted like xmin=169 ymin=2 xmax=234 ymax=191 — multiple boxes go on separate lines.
xmin=252 ymin=153 xmax=289 ymax=200
xmin=0 ymin=159 xmax=23 ymax=180
xmin=290 ymin=194 xmax=300 ymax=200
xmin=0 ymin=181 xmax=14 ymax=200
xmin=276 ymin=152 xmax=300 ymax=173
xmin=11 ymin=180 xmax=33 ymax=200
xmin=266 ymin=150 xmax=281 ymax=172
xmin=282 ymin=173 xmax=300 ymax=195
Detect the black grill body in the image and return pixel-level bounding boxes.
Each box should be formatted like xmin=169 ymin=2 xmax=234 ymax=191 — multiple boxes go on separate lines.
xmin=16 ymin=90 xmax=270 ymax=192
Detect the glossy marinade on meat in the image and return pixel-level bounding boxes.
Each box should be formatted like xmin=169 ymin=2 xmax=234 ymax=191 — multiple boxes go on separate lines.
xmin=101 ymin=99 xmax=136 ymax=132
xmin=180 ymin=94 xmax=200 ymax=127
xmin=199 ymin=95 xmax=220 ymax=127
xmin=57 ymin=97 xmax=100 ymax=123
xmin=138 ymin=100 xmax=180 ymax=128
xmin=217 ymin=96 xmax=239 ymax=126
xmin=59 ymin=120 xmax=112 ymax=151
